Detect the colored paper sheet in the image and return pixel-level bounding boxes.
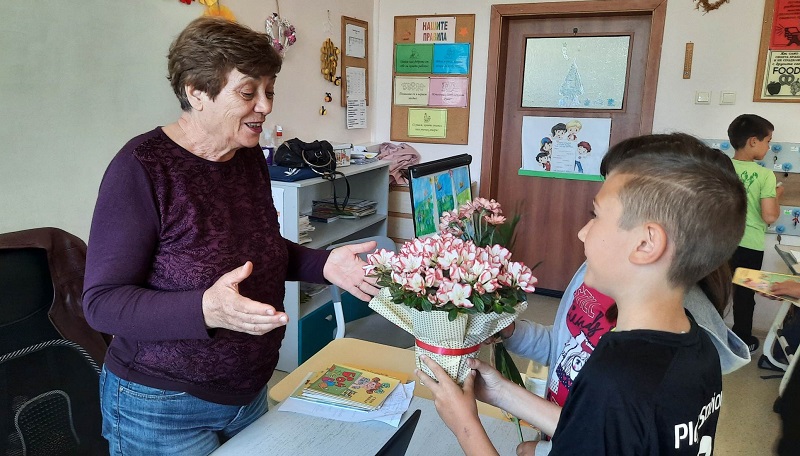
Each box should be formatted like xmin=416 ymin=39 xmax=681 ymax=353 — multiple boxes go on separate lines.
xmin=415 ymin=17 xmax=456 ymax=43
xmin=394 ymin=77 xmax=430 ymax=106
xmin=407 ymin=108 xmax=447 ymax=138
xmin=428 ymin=77 xmax=468 ymax=107
xmin=395 ymin=44 xmax=434 ymax=74
xmin=432 ymin=43 xmax=470 ymax=75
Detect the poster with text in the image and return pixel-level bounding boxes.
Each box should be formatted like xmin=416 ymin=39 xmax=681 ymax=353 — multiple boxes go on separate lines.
xmin=758 ymin=0 xmax=800 ymax=100
xmin=519 ymin=116 xmax=611 ymax=181
xmin=415 ymin=17 xmax=456 ymax=43
xmin=428 ymin=77 xmax=469 ymax=107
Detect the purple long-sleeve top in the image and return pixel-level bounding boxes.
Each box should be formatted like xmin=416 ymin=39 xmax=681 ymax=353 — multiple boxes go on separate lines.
xmin=83 ymin=128 xmax=330 ymax=405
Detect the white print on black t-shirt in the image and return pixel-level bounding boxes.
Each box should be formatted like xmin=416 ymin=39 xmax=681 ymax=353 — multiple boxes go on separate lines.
xmin=673 ymin=391 xmax=721 ymax=449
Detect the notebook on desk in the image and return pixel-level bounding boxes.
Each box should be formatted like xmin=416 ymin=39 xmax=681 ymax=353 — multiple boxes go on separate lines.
xmin=374 ymin=409 xmax=421 ymax=456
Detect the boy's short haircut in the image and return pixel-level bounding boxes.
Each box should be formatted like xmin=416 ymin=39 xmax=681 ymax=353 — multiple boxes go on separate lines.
xmin=566 ymin=120 xmax=582 ymax=130
xmin=727 ymin=114 xmax=774 ymax=150
xmin=600 ymin=133 xmax=746 ymax=289
xmin=536 ymin=151 xmax=549 ymax=162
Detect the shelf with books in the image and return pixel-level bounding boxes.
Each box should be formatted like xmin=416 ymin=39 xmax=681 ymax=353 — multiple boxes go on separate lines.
xmin=272 ymin=160 xmax=390 ymax=371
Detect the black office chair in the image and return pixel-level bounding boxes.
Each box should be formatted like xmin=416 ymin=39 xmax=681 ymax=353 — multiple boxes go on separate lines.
xmin=0 ymin=228 xmax=110 ymax=365
xmin=0 ymin=339 xmax=107 ymax=456
xmin=0 ymin=247 xmax=62 ymax=356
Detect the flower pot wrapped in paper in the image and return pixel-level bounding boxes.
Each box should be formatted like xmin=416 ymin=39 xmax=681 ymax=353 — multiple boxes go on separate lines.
xmin=366 ymin=233 xmax=536 ymax=384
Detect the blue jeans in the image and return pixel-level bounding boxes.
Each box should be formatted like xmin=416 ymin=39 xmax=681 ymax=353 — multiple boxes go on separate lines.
xmin=99 ymin=366 xmax=268 ymax=455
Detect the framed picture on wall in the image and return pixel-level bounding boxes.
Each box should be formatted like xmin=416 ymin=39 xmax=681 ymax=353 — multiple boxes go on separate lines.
xmin=754 ymin=0 xmax=800 ymax=102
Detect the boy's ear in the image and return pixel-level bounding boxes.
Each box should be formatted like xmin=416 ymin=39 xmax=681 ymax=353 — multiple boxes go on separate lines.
xmin=629 ymin=222 xmax=668 ymax=265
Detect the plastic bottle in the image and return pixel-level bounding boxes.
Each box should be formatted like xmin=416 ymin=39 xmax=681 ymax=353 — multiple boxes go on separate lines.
xmin=525 ymin=360 xmax=548 ymax=398
xmin=275 ymin=125 xmax=284 ymax=147
xmin=261 ymin=128 xmax=275 ymax=165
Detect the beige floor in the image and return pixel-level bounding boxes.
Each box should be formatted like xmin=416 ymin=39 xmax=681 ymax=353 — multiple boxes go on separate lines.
xmin=270 ymin=293 xmax=784 ymax=454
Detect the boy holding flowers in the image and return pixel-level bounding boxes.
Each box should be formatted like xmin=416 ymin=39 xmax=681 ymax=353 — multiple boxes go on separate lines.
xmin=417 ymin=133 xmax=746 ymax=455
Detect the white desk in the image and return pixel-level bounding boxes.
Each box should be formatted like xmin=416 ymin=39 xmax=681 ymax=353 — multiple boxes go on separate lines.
xmin=212 ymin=395 xmax=538 ymax=455
xmin=769 ymin=245 xmax=800 ymax=395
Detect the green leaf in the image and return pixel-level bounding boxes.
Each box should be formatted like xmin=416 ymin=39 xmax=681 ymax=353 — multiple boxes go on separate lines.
xmin=421 ymin=299 xmax=433 ymax=312
xmin=448 ymin=309 xmax=458 ymax=321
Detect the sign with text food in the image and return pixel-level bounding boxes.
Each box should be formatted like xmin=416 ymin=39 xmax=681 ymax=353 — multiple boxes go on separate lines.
xmin=762 ymin=50 xmax=800 ymax=99
xmin=415 ymin=17 xmax=456 ymax=43
xmin=394 ymin=77 xmax=430 ymax=106
xmin=432 ymin=43 xmax=470 ymax=75
xmin=407 ymin=108 xmax=447 ymax=138
xmin=428 ymin=77 xmax=468 ymax=107
xmin=395 ymin=44 xmax=434 ymax=74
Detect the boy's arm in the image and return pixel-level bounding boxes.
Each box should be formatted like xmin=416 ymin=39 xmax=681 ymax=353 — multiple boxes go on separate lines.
xmin=760 ymin=179 xmax=782 ymax=224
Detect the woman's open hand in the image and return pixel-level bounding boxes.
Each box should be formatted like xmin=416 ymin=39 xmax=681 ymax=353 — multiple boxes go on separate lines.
xmin=202 ymin=261 xmax=288 ymax=335
xmin=323 ymin=240 xmax=379 ymax=301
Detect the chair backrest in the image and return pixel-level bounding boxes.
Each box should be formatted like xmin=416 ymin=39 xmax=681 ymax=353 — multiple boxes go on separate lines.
xmin=0 ymin=340 xmax=107 ymax=455
xmin=326 ymin=235 xmax=396 ymax=304
xmin=0 ymin=227 xmax=110 ymax=365
xmin=0 ymin=248 xmax=61 ymax=355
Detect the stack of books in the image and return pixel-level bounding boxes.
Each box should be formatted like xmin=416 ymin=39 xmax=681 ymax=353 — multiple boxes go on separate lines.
xmin=312 ymin=197 xmax=378 ymax=219
xmin=293 ymin=364 xmax=401 ymax=411
xmin=298 ymin=215 xmax=314 ymax=244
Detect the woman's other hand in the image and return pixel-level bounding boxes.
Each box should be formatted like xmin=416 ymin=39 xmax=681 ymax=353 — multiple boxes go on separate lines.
xmin=202 ymin=261 xmax=288 ymax=335
xmin=323 ymin=240 xmax=379 ymax=301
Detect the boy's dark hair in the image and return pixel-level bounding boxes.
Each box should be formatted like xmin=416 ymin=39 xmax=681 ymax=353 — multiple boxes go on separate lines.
xmin=600 ymin=133 xmax=746 ymax=292
xmin=551 ymin=123 xmax=567 ymax=136
xmin=168 ymin=17 xmax=282 ymax=111
xmin=727 ymin=114 xmax=774 ymax=150
xmin=536 ymin=152 xmax=550 ymax=162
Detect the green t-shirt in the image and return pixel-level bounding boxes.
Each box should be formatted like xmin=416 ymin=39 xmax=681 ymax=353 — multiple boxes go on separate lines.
xmin=732 ymin=159 xmax=777 ymax=251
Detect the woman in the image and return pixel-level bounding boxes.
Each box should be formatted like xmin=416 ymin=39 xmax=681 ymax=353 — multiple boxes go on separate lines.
xmin=82 ymin=17 xmax=379 ymax=454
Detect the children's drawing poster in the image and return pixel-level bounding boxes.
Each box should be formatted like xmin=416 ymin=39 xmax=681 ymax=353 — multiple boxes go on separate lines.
xmin=519 ymin=116 xmax=611 ymax=182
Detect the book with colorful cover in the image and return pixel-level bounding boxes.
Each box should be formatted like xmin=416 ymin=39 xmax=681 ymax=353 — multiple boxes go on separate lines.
xmin=299 ymin=364 xmax=401 ymax=411
xmin=732 ymin=267 xmax=800 ymax=305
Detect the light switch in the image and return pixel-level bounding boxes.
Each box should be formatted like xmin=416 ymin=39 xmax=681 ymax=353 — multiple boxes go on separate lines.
xmin=720 ymin=91 xmax=736 ymax=105
xmin=695 ymin=91 xmax=711 ymax=104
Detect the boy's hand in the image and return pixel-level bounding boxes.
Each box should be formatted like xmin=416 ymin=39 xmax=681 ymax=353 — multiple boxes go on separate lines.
xmin=465 ymin=358 xmax=511 ymax=408
xmin=770 ymin=280 xmax=800 ymax=299
xmin=416 ymin=355 xmax=480 ymax=432
xmin=516 ymin=441 xmax=539 ymax=455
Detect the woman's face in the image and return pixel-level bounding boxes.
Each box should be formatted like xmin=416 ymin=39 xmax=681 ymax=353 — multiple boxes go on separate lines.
xmin=196 ymin=68 xmax=275 ymax=152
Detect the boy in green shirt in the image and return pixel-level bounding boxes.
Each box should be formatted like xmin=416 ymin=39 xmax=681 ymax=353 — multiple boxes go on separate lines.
xmin=729 ymin=114 xmax=783 ymax=353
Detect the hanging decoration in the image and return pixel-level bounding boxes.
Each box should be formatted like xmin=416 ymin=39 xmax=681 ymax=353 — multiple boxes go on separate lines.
xmin=324 ymin=92 xmax=333 ymax=103
xmin=265 ymin=11 xmax=297 ymax=57
xmin=320 ymin=38 xmax=340 ymax=83
xmin=176 ymin=0 xmax=236 ymax=21
xmin=694 ymin=0 xmax=730 ymax=13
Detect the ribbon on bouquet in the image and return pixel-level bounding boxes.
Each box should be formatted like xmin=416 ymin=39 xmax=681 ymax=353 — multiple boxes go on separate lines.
xmin=415 ymin=339 xmax=481 ymax=356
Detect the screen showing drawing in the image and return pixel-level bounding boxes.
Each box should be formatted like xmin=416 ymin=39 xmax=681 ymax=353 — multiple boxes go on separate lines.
xmin=408 ymin=154 xmax=472 ymax=237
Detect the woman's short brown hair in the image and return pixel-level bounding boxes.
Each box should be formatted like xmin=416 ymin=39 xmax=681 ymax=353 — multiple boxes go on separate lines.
xmin=167 ymin=17 xmax=282 ymax=111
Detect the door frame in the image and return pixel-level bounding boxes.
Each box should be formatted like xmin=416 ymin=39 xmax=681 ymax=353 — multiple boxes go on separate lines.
xmin=479 ymin=0 xmax=668 ymax=198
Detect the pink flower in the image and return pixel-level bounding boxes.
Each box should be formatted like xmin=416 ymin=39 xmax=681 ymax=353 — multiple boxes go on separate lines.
xmin=448 ymin=283 xmax=473 ymax=308
xmin=484 ymin=214 xmax=507 ymax=225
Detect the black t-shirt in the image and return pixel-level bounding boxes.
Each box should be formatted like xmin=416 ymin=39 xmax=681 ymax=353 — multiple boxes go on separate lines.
xmin=550 ymin=314 xmax=722 ymax=455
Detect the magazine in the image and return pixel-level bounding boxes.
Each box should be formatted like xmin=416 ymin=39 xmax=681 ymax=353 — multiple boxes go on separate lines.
xmin=732 ymin=268 xmax=800 ymax=305
xmin=297 ymin=364 xmax=401 ymax=411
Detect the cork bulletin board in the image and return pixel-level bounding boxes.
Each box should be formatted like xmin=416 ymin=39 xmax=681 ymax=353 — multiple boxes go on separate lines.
xmin=340 ymin=16 xmax=369 ymax=107
xmin=391 ymin=14 xmax=475 ymax=144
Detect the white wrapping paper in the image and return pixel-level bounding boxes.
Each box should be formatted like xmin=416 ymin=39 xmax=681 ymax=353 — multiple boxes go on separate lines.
xmin=369 ymin=287 xmax=527 ymax=384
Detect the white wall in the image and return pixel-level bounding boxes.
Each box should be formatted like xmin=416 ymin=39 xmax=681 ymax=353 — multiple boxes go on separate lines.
xmin=0 ymin=0 xmax=373 ymax=241
xmin=1 ymin=0 xmax=794 ymax=332
xmin=372 ymin=0 xmax=798 ymax=334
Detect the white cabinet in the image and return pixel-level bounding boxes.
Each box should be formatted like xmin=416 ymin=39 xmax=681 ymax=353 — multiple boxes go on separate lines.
xmin=273 ymin=160 xmax=390 ymax=371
